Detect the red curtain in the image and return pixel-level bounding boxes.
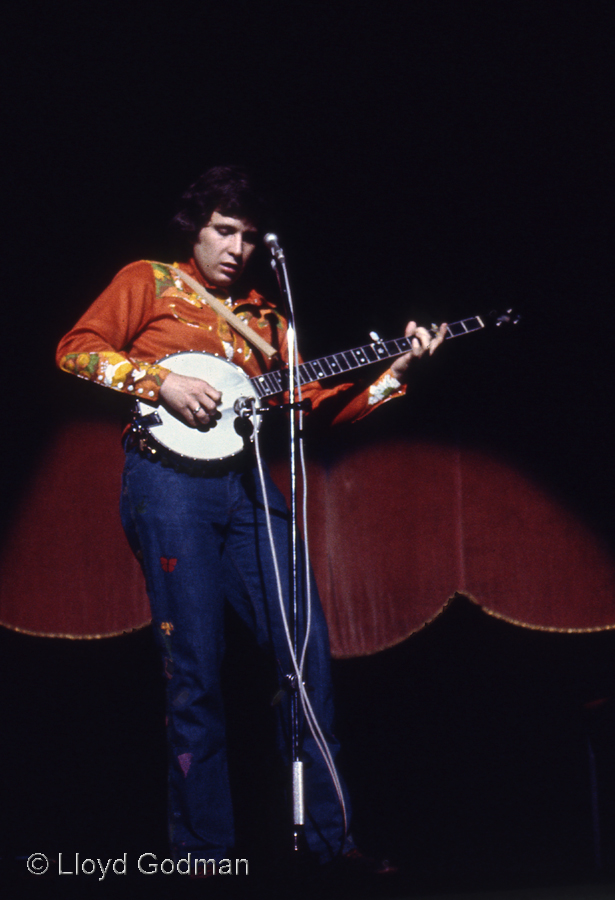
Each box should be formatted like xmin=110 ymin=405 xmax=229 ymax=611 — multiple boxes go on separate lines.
xmin=2 ymin=423 xmax=614 ymax=656
xmin=276 ymin=440 xmax=615 ymax=657
xmin=0 ymin=420 xmax=149 ymax=639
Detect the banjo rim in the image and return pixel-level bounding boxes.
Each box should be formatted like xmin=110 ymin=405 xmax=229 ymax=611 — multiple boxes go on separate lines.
xmin=133 ymin=350 xmax=262 ymax=464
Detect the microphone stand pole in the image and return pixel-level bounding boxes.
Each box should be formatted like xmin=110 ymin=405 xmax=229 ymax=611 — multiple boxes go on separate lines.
xmin=265 ymin=234 xmax=306 ymax=854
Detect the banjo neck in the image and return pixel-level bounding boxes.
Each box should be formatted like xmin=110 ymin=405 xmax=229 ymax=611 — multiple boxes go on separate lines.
xmin=250 ymin=314 xmax=487 ymax=400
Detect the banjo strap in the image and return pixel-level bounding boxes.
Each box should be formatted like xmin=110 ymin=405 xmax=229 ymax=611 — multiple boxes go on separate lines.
xmin=170 ymin=267 xmax=279 ymax=360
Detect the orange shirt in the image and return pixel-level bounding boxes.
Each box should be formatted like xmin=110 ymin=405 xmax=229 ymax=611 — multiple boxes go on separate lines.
xmin=56 ymin=258 xmax=406 ymax=425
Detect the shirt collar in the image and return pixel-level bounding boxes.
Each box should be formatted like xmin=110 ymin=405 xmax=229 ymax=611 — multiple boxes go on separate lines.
xmin=179 ymin=258 xmax=266 ymax=308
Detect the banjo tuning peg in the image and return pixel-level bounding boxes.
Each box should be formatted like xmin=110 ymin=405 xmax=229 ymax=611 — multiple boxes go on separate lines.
xmin=490 ymin=308 xmax=521 ymax=327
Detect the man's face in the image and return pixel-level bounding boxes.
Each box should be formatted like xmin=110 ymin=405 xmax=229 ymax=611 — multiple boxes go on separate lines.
xmin=192 ymin=210 xmax=258 ymax=289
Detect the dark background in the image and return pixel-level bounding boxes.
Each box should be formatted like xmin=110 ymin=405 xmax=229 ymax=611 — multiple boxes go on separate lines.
xmin=2 ymin=0 xmax=615 ymax=891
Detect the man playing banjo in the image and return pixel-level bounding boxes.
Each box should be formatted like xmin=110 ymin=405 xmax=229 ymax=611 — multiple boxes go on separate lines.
xmin=56 ymin=166 xmax=445 ymax=873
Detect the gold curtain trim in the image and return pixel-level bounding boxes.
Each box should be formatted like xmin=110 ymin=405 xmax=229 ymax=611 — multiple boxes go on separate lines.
xmin=459 ymin=591 xmax=615 ymax=634
xmin=4 ymin=592 xmax=615 ymax=648
xmin=333 ymin=590 xmax=615 ymax=658
xmin=0 ymin=618 xmax=151 ymax=640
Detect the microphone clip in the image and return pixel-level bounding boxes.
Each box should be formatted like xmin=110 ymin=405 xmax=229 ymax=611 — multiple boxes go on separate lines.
xmin=263 ymin=232 xmax=285 ymax=263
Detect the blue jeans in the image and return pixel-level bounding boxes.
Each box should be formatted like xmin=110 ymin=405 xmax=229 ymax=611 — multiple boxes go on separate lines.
xmin=120 ymin=447 xmax=352 ymax=862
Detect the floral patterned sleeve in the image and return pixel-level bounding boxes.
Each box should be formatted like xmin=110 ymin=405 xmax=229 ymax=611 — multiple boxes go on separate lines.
xmin=327 ymin=368 xmax=407 ymax=426
xmin=56 ymin=262 xmax=171 ymax=402
xmin=366 ymin=369 xmax=406 ymax=406
xmin=58 ymin=350 xmax=168 ymax=401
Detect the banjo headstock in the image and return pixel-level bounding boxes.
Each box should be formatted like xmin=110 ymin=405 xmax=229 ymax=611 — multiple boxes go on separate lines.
xmin=490 ymin=308 xmax=521 ymax=328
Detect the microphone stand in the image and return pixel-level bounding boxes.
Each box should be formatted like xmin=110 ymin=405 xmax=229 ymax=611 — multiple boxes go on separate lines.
xmin=264 ymin=234 xmax=307 ymax=855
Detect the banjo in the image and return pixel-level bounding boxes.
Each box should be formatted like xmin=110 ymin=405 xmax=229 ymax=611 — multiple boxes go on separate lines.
xmin=133 ymin=311 xmax=517 ymax=463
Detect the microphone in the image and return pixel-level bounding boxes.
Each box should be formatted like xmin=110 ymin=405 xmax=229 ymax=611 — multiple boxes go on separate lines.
xmin=263 ymin=232 xmax=285 ymax=262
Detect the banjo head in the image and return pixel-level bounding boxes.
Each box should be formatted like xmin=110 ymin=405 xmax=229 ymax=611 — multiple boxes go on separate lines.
xmin=135 ymin=351 xmax=261 ymax=462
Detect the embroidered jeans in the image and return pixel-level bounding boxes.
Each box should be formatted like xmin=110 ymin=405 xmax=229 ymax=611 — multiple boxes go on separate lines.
xmin=120 ymin=447 xmax=351 ymax=862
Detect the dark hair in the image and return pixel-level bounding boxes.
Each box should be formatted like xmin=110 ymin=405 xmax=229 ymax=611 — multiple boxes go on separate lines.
xmin=170 ymin=165 xmax=267 ymax=244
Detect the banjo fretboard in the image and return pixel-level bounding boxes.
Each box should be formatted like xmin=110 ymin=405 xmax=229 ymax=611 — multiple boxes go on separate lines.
xmin=251 ymin=315 xmax=485 ymax=399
